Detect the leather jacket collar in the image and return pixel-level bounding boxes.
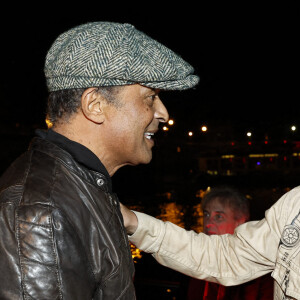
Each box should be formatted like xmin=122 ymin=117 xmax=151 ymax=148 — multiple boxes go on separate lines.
xmin=35 ymin=129 xmax=113 ymax=192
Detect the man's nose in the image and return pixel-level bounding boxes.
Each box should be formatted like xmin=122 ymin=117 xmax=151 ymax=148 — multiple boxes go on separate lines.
xmin=205 ymin=223 xmax=214 ymax=228
xmin=154 ymin=98 xmax=169 ymax=123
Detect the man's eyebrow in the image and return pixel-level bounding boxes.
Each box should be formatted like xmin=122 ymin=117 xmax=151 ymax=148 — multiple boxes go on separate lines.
xmin=146 ymin=88 xmax=156 ymax=94
xmin=214 ymin=210 xmax=225 ymax=214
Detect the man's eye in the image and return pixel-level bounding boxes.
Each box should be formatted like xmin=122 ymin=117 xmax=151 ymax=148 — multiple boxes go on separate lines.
xmin=203 ymin=212 xmax=209 ymax=218
xmin=146 ymin=94 xmax=157 ymax=106
xmin=215 ymin=214 xmax=224 ymax=220
xmin=150 ymin=94 xmax=156 ymax=101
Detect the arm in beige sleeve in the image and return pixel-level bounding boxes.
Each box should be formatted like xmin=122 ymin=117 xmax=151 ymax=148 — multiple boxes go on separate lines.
xmin=128 ymin=189 xmax=295 ymax=286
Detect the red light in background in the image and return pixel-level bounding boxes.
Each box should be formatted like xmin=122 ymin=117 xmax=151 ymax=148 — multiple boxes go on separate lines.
xmin=248 ymin=141 xmax=252 ymax=145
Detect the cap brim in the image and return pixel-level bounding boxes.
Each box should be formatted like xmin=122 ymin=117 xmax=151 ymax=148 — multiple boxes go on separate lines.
xmin=140 ymin=75 xmax=200 ymax=91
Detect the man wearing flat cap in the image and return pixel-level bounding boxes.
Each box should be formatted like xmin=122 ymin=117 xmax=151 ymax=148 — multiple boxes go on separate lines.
xmin=0 ymin=22 xmax=199 ymax=299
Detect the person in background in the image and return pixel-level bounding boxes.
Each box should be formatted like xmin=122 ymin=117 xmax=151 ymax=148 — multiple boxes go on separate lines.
xmin=187 ymin=186 xmax=273 ymax=299
xmin=0 ymin=22 xmax=199 ymax=299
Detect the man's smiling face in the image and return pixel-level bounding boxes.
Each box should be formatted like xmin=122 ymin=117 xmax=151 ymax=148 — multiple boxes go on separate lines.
xmin=102 ymin=84 xmax=169 ymax=171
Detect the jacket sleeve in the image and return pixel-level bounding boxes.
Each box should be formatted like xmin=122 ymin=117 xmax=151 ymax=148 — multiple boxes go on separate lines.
xmin=16 ymin=204 xmax=96 ymax=299
xmin=128 ymin=188 xmax=299 ymax=286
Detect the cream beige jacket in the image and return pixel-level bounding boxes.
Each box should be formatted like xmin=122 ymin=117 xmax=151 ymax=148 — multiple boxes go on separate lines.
xmin=129 ymin=187 xmax=300 ymax=300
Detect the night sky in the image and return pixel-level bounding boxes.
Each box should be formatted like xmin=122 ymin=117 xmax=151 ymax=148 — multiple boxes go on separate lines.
xmin=1 ymin=5 xmax=299 ymax=138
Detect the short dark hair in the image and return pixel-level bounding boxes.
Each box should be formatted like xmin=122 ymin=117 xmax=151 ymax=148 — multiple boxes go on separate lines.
xmin=46 ymin=86 xmax=123 ymax=125
xmin=202 ymin=186 xmax=250 ymax=221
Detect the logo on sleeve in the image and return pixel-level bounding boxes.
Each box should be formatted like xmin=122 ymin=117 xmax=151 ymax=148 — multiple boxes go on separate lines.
xmin=281 ymin=225 xmax=300 ymax=247
xmin=280 ymin=210 xmax=300 ymax=248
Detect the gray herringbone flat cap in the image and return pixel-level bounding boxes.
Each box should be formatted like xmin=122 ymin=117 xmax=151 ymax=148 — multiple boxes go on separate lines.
xmin=45 ymin=22 xmax=199 ymax=91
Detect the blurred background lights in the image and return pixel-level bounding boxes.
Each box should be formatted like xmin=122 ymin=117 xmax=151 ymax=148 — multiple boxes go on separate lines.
xmin=291 ymin=125 xmax=296 ymax=131
xmin=247 ymin=132 xmax=252 ymax=137
xmin=162 ymin=126 xmax=169 ymax=131
xmin=45 ymin=117 xmax=53 ymax=129
xmin=188 ymin=131 xmax=193 ymax=136
xmin=201 ymin=125 xmax=207 ymax=132
xmin=168 ymin=119 xmax=174 ymax=126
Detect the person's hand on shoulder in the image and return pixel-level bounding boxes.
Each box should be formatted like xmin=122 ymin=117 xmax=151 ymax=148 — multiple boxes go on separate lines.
xmin=120 ymin=203 xmax=138 ymax=235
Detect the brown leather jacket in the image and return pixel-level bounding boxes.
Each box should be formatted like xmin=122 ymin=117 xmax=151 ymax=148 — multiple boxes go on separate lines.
xmin=0 ymin=134 xmax=135 ymax=299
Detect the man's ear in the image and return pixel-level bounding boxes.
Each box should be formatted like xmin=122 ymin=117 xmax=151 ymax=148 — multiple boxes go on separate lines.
xmin=81 ymin=88 xmax=106 ymax=124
